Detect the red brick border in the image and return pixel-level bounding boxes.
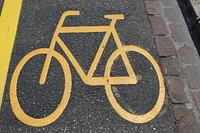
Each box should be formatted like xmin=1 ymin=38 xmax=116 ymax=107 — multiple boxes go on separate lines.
xmin=145 ymin=0 xmax=200 ymax=132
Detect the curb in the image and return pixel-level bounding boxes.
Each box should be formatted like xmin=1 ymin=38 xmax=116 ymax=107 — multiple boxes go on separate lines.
xmin=190 ymin=0 xmax=200 ymax=17
xmin=144 ymin=0 xmax=200 ymax=132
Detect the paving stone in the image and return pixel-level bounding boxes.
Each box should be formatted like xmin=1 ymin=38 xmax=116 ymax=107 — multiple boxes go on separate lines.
xmin=149 ymin=16 xmax=169 ymax=35
xmin=167 ymin=77 xmax=189 ymax=103
xmin=185 ymin=65 xmax=200 ymax=89
xmin=192 ymin=91 xmax=200 ymax=112
xmin=160 ymin=58 xmax=180 ymax=76
xmin=160 ymin=0 xmax=178 ymax=7
xmin=169 ymin=24 xmax=192 ymax=43
xmin=164 ymin=8 xmax=184 ymax=24
xmin=144 ymin=1 xmax=161 ymax=15
xmin=155 ymin=36 xmax=176 ymax=57
xmin=174 ymin=107 xmax=200 ymax=133
xmin=178 ymin=45 xmax=197 ymax=64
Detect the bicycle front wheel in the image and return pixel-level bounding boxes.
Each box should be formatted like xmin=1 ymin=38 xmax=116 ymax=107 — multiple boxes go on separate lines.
xmin=104 ymin=46 xmax=165 ymax=124
xmin=10 ymin=48 xmax=72 ymax=127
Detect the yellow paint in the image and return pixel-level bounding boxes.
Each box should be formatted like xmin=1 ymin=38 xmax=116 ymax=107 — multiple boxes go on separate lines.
xmin=10 ymin=10 xmax=165 ymax=127
xmin=0 ymin=0 xmax=22 ymax=108
xmin=10 ymin=49 xmax=72 ymax=127
xmin=105 ymin=46 xmax=165 ymax=123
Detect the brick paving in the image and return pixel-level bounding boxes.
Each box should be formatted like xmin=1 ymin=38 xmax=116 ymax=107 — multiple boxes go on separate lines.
xmin=178 ymin=45 xmax=197 ymax=64
xmin=167 ymin=77 xmax=189 ymax=104
xmin=155 ymin=36 xmax=176 ymax=57
xmin=145 ymin=0 xmax=200 ymax=132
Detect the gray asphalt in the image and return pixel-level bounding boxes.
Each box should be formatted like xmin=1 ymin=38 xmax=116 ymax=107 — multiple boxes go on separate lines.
xmin=0 ymin=0 xmax=4 ymax=15
xmin=0 ymin=0 xmax=176 ymax=132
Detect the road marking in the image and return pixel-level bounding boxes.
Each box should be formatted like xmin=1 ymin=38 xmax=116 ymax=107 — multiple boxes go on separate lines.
xmin=0 ymin=0 xmax=22 ymax=108
xmin=10 ymin=10 xmax=165 ymax=126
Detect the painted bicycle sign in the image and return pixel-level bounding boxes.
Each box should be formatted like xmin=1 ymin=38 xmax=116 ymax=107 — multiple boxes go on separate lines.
xmin=10 ymin=10 xmax=165 ymax=127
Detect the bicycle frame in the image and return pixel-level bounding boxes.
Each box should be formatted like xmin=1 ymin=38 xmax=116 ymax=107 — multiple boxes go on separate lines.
xmin=39 ymin=11 xmax=137 ymax=86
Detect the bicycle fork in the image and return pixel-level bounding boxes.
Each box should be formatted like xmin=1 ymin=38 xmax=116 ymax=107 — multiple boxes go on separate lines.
xmin=39 ymin=11 xmax=80 ymax=85
xmin=39 ymin=40 xmax=56 ymax=85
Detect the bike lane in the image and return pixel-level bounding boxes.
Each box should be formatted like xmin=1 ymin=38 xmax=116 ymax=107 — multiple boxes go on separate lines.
xmin=0 ymin=0 xmax=176 ymax=132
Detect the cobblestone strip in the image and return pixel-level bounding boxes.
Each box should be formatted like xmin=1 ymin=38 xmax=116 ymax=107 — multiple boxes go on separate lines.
xmin=144 ymin=0 xmax=200 ymax=132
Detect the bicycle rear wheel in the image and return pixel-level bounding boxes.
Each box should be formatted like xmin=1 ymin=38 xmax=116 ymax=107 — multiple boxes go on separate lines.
xmin=104 ymin=46 xmax=165 ymax=124
xmin=10 ymin=48 xmax=72 ymax=127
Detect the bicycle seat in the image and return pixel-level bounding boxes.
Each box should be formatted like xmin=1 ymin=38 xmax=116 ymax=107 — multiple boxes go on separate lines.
xmin=104 ymin=14 xmax=124 ymax=20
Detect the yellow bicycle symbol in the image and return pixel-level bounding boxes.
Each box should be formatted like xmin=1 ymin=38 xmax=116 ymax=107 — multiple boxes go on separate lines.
xmin=10 ymin=10 xmax=165 ymax=127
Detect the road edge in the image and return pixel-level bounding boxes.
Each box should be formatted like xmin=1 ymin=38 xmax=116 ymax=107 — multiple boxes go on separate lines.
xmin=144 ymin=0 xmax=200 ymax=132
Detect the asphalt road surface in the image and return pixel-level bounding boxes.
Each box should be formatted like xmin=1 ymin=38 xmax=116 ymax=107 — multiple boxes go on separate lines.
xmin=0 ymin=0 xmax=176 ymax=132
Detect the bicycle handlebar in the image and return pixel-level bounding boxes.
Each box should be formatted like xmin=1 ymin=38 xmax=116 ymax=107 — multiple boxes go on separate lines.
xmin=62 ymin=10 xmax=80 ymax=17
xmin=57 ymin=11 xmax=80 ymax=28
